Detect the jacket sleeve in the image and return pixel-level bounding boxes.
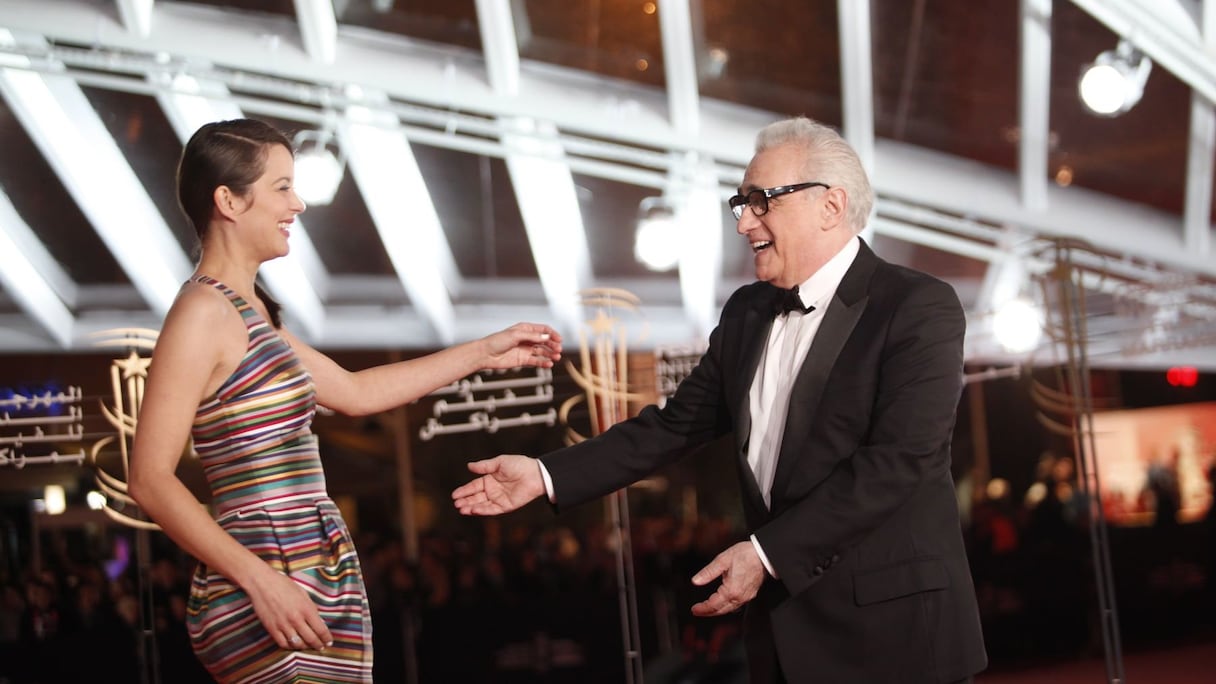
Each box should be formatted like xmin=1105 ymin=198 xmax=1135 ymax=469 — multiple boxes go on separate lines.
xmin=540 ymin=292 xmax=746 ymax=510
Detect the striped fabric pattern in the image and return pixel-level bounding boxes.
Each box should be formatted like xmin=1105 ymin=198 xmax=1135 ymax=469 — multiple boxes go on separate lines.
xmin=185 ymin=276 xmax=372 ymax=683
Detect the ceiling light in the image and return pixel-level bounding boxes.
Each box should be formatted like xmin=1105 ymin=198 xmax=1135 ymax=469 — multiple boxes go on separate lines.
xmin=293 ymin=128 xmax=344 ymax=205
xmin=635 ymin=197 xmax=680 ymax=271
xmin=993 ymin=297 xmax=1043 ymax=354
xmin=1078 ymin=41 xmax=1151 ymax=117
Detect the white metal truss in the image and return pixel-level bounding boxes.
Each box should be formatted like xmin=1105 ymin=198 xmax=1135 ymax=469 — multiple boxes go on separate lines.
xmin=1019 ymin=0 xmax=1052 ymax=211
xmin=0 ymin=29 xmax=189 ymax=318
xmin=0 ymin=1 xmax=1211 ymax=367
xmin=341 ymin=102 xmax=460 ymax=345
xmin=1185 ymin=0 xmax=1216 ymax=255
xmin=476 ymin=0 xmax=592 ymax=333
xmin=116 ymin=0 xmax=154 ymax=38
xmin=0 ymin=188 xmax=74 ymax=346
xmin=292 ymin=0 xmax=337 ymax=65
xmin=659 ymin=1 xmax=720 ymax=337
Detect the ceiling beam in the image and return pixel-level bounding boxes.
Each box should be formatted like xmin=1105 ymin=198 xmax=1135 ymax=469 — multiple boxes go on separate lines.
xmin=501 ymin=118 xmax=593 ymax=334
xmin=0 ymin=30 xmax=189 ymax=317
xmin=292 ymin=0 xmax=337 ymax=65
xmin=837 ymin=0 xmax=875 ymax=166
xmin=2 ymin=1 xmax=1213 ymax=283
xmin=114 ymin=0 xmax=153 ymax=38
xmin=341 ymin=104 xmax=459 ymax=344
xmin=0 ymin=0 xmax=1213 ymax=369
xmin=837 ymin=0 xmax=876 ymax=242
xmin=1019 ymin=0 xmax=1052 ymax=211
xmin=474 ymin=0 xmax=519 ymax=95
xmin=0 ymin=188 xmax=74 ymax=346
xmin=658 ymin=0 xmax=700 ymax=135
xmin=658 ymin=1 xmax=718 ymax=336
xmin=872 ymin=139 xmax=1216 ymax=279
xmin=0 ymin=1 xmax=689 ymax=159
xmin=1185 ymin=0 xmax=1216 ymax=256
xmin=151 ymin=71 xmax=329 ymax=339
xmin=676 ymin=157 xmax=721 ymax=337
xmin=476 ymin=2 xmax=590 ymax=334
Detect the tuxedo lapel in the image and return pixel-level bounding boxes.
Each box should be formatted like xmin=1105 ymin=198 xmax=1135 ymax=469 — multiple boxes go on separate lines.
xmin=734 ymin=287 xmax=780 ymax=513
xmin=768 ymin=241 xmax=879 ymax=507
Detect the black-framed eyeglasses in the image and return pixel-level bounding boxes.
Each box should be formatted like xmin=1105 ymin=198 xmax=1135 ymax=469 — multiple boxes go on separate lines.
xmin=728 ymin=182 xmax=830 ymax=220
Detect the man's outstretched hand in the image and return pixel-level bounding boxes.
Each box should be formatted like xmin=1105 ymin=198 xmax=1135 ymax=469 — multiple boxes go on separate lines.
xmin=690 ymin=541 xmax=767 ymax=617
xmin=452 ymin=455 xmax=546 ymax=515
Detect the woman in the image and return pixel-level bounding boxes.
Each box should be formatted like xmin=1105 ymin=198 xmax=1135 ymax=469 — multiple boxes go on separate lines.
xmin=128 ymin=118 xmax=561 ymax=683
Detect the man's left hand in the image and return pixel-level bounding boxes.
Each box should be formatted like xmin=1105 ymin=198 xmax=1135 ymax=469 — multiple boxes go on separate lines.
xmin=690 ymin=541 xmax=766 ymax=617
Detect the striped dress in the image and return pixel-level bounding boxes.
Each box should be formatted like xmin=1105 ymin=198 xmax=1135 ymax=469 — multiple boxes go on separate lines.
xmin=185 ymin=275 xmax=372 ymax=683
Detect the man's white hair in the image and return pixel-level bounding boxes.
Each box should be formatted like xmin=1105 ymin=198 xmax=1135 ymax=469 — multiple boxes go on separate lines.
xmin=754 ymin=117 xmax=873 ymax=234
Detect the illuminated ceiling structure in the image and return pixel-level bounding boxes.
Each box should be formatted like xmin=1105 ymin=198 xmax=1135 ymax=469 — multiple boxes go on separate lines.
xmin=0 ymin=0 xmax=1213 ymax=369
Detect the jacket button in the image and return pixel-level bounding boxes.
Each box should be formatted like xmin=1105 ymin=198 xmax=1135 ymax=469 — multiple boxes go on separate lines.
xmin=812 ymin=566 xmax=824 ymax=576
xmin=830 ymin=554 xmax=840 ymax=564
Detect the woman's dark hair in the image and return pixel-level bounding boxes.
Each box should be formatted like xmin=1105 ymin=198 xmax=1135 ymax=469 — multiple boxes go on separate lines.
xmin=177 ymin=118 xmax=291 ymax=327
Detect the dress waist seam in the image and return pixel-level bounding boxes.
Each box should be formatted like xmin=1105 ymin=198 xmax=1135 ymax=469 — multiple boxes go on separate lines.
xmin=213 ymin=490 xmax=331 ymax=522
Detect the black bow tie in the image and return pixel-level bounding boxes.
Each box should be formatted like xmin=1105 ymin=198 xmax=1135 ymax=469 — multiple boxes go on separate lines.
xmin=775 ymin=286 xmax=814 ymax=316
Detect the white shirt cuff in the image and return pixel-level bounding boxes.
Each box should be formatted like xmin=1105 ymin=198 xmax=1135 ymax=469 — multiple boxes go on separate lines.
xmin=537 ymin=459 xmax=556 ymax=503
xmin=750 ymin=534 xmax=778 ymax=578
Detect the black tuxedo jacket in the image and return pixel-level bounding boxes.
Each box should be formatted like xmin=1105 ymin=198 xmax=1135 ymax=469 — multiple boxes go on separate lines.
xmin=542 ymin=240 xmax=987 ymax=683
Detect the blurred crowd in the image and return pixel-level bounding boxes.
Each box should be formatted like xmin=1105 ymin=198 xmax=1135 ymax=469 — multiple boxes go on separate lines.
xmin=0 ymin=510 xmax=752 ymax=684
xmin=968 ymin=451 xmax=1216 ymax=661
xmin=1 ymin=451 xmax=1214 ymax=684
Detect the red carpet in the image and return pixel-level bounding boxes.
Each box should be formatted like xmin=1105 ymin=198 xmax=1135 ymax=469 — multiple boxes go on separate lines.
xmin=976 ymin=639 xmax=1216 ymax=683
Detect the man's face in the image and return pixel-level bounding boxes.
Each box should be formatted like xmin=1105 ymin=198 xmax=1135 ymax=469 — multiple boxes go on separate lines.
xmin=735 ymin=143 xmax=840 ymax=289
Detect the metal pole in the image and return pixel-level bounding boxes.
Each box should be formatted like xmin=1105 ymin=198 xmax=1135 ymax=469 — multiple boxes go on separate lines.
xmin=133 ymin=528 xmax=161 ymax=684
xmin=1052 ymin=243 xmax=1125 ymax=684
xmin=388 ymin=349 xmax=420 ymax=684
xmin=608 ymin=489 xmax=645 ymax=684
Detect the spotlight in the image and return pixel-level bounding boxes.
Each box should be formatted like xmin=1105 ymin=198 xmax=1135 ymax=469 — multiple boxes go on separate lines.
xmin=1078 ymin=41 xmax=1151 ymax=116
xmin=293 ymin=128 xmax=345 ymax=205
xmin=993 ymin=297 xmax=1043 ymax=354
xmin=634 ymin=197 xmax=680 ymax=271
xmin=44 ymin=484 xmax=66 ymax=515
xmin=86 ymin=490 xmax=107 ymax=511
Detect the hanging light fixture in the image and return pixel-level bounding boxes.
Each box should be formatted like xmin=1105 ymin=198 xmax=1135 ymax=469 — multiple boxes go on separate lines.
xmin=993 ymin=297 xmax=1043 ymax=354
xmin=1078 ymin=40 xmax=1152 ymax=117
xmin=293 ymin=127 xmax=345 ymax=205
xmin=634 ymin=196 xmax=680 ymax=271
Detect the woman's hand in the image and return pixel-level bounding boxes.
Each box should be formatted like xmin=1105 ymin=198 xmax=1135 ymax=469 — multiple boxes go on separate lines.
xmin=246 ymin=568 xmax=334 ymax=651
xmin=480 ymin=322 xmax=562 ymax=369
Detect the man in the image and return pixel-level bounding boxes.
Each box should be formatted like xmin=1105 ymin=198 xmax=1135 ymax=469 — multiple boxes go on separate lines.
xmin=453 ymin=116 xmax=987 ymax=683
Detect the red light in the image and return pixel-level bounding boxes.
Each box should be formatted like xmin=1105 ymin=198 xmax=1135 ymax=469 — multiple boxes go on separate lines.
xmin=1166 ymin=367 xmax=1198 ymax=387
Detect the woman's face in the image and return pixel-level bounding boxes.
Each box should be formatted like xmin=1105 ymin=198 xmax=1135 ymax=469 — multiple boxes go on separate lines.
xmin=236 ymin=144 xmax=305 ymax=259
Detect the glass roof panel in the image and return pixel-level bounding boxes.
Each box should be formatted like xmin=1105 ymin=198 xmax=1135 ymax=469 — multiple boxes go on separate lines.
xmin=184 ymin=0 xmax=295 ymax=18
xmin=336 ymin=0 xmax=482 ymax=50
xmin=0 ymin=94 xmax=124 ymax=286
xmin=411 ymin=142 xmax=536 ymax=279
xmin=80 ymin=86 xmax=196 ymax=256
xmin=697 ymin=1 xmax=841 ymax=124
xmin=871 ymin=0 xmax=1018 ymax=170
xmin=515 ymin=0 xmax=665 ymax=88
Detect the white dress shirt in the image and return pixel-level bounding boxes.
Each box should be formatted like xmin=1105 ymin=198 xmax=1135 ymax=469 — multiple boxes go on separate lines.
xmin=748 ymin=236 xmax=859 ymax=576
